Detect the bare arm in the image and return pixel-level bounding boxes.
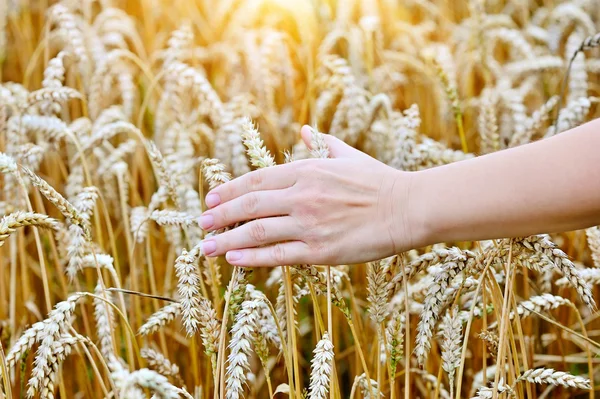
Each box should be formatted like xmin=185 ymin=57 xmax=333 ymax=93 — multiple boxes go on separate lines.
xmin=410 ymin=118 xmax=600 ymax=248
xmin=201 ymin=121 xmax=600 ymax=267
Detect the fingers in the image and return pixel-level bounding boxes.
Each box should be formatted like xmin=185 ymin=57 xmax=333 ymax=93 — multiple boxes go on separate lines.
xmin=225 ymin=241 xmax=311 ymax=267
xmin=201 ymin=189 xmax=289 ymax=231
xmin=205 ymin=163 xmax=296 ymax=208
xmin=201 ymin=217 xmax=300 ymax=257
xmin=300 ymin=125 xmax=371 ymax=160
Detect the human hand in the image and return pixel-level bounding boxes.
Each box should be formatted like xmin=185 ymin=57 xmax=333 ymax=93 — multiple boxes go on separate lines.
xmin=199 ymin=126 xmax=416 ymax=266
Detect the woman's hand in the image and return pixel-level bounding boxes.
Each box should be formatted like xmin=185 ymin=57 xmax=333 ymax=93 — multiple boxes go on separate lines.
xmin=199 ymin=126 xmax=417 ymax=267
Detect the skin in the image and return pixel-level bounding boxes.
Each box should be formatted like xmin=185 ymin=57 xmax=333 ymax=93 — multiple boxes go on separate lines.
xmin=200 ymin=119 xmax=600 ymax=267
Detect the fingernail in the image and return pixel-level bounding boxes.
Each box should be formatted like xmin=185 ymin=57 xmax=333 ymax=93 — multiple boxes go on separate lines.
xmin=202 ymin=240 xmax=217 ymax=255
xmin=200 ymin=214 xmax=214 ymax=229
xmin=205 ymin=193 xmax=220 ymax=208
xmin=226 ymin=251 xmax=242 ymax=262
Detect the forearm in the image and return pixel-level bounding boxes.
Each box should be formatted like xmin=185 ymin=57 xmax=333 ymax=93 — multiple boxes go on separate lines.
xmin=409 ymin=118 xmax=600 ymax=248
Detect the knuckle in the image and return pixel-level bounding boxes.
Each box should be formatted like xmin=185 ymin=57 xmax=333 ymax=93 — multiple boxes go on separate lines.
xmin=296 ymin=160 xmax=317 ymax=176
xmin=315 ymin=244 xmax=335 ymax=264
xmin=242 ymin=193 xmax=260 ymax=216
xmin=312 ymin=191 xmax=326 ymax=206
xmin=310 ymin=237 xmax=326 ymax=253
xmin=271 ymin=243 xmax=286 ymax=264
xmin=247 ymin=169 xmax=263 ymax=191
xmin=249 ymin=222 xmax=267 ymax=243
xmin=303 ymin=227 xmax=321 ymax=245
xmin=218 ymin=207 xmax=230 ymax=225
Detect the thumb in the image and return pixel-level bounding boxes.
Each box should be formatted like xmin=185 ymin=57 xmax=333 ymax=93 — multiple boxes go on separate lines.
xmin=300 ymin=125 xmax=369 ymax=159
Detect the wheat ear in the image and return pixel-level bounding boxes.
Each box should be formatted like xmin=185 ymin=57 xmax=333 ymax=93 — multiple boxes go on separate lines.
xmin=307 ymin=332 xmax=334 ymax=399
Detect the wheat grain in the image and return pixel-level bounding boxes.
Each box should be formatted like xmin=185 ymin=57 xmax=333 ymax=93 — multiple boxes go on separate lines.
xmin=66 ymin=224 xmax=87 ymax=280
xmin=353 ymin=373 xmax=382 ymax=398
xmin=519 ymin=235 xmax=595 ymax=309
xmin=121 ymin=368 xmax=182 ymax=398
xmin=15 ymin=143 xmax=45 ymax=172
xmin=198 ymin=296 xmax=220 ymax=362
xmin=140 ymin=348 xmax=181 ymax=380
xmin=149 ymin=210 xmax=201 ymax=227
xmin=4 ymin=321 xmax=45 ymax=371
xmin=509 ymin=96 xmax=559 ymax=147
xmin=201 ymin=158 xmax=232 ymax=190
xmin=389 ymin=247 xmax=474 ymax=296
xmin=130 ymin=206 xmax=150 ymax=242
xmin=72 ymin=186 xmax=99 ymax=221
xmin=240 ymin=117 xmax=275 ymax=168
xmin=48 ymin=4 xmax=89 ymax=81
xmin=226 ymin=267 xmax=250 ymax=319
xmin=42 ymin=333 xmax=86 ymax=399
xmin=386 ymin=311 xmax=404 ymax=379
xmin=225 ymin=298 xmax=260 ymax=399
xmin=146 ymin=141 xmax=182 ymax=208
xmin=478 ymin=88 xmax=499 ymax=154
xmin=295 ymin=264 xmax=351 ymax=319
xmin=439 ymin=306 xmax=462 ymax=397
xmin=21 ymin=167 xmax=89 ymax=234
xmin=585 ymin=226 xmax=600 ymax=268
xmin=0 ymin=152 xmax=17 ymax=174
xmin=21 ymin=87 xmax=81 ymax=111
xmin=0 ymin=211 xmax=58 ymax=247
xmin=246 ymin=284 xmax=281 ymax=350
xmin=174 ymin=248 xmax=202 ymax=336
xmin=139 ymin=303 xmax=182 ymax=336
xmin=415 ymin=255 xmax=474 ymax=366
xmin=97 ymin=139 xmax=137 ymax=176
xmin=307 ymin=332 xmax=334 ymax=399
xmin=566 ymin=29 xmax=588 ymax=104
xmin=27 ymin=293 xmax=85 ymax=398
xmin=546 ymin=97 xmax=591 ymax=137
xmin=517 ymin=367 xmax=591 ymax=390
xmin=19 ymin=115 xmax=71 ymax=142
xmin=471 ymin=381 xmax=515 ymax=399
xmin=513 ymin=294 xmax=573 ymax=319
xmin=367 ymin=260 xmax=390 ymax=324
xmin=93 ymin=284 xmax=115 ymax=360
xmin=309 ymin=126 xmax=330 ymax=159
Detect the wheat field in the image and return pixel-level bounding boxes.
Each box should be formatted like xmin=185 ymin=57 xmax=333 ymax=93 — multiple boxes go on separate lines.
xmin=0 ymin=0 xmax=600 ymax=398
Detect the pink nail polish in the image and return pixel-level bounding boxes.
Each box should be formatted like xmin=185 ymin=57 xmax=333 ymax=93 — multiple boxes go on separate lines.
xmin=200 ymin=214 xmax=214 ymax=229
xmin=226 ymin=251 xmax=242 ymax=262
xmin=202 ymin=240 xmax=217 ymax=255
xmin=205 ymin=193 xmax=220 ymax=208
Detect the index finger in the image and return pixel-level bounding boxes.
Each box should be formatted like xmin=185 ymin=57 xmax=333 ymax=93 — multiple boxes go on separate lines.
xmin=204 ymin=163 xmax=297 ymax=208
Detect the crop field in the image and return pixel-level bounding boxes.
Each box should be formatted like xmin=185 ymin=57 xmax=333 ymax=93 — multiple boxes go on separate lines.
xmin=0 ymin=0 xmax=599 ymax=398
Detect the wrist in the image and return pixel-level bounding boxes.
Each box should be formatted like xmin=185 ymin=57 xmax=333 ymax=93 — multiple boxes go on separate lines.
xmin=393 ymin=169 xmax=435 ymax=251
